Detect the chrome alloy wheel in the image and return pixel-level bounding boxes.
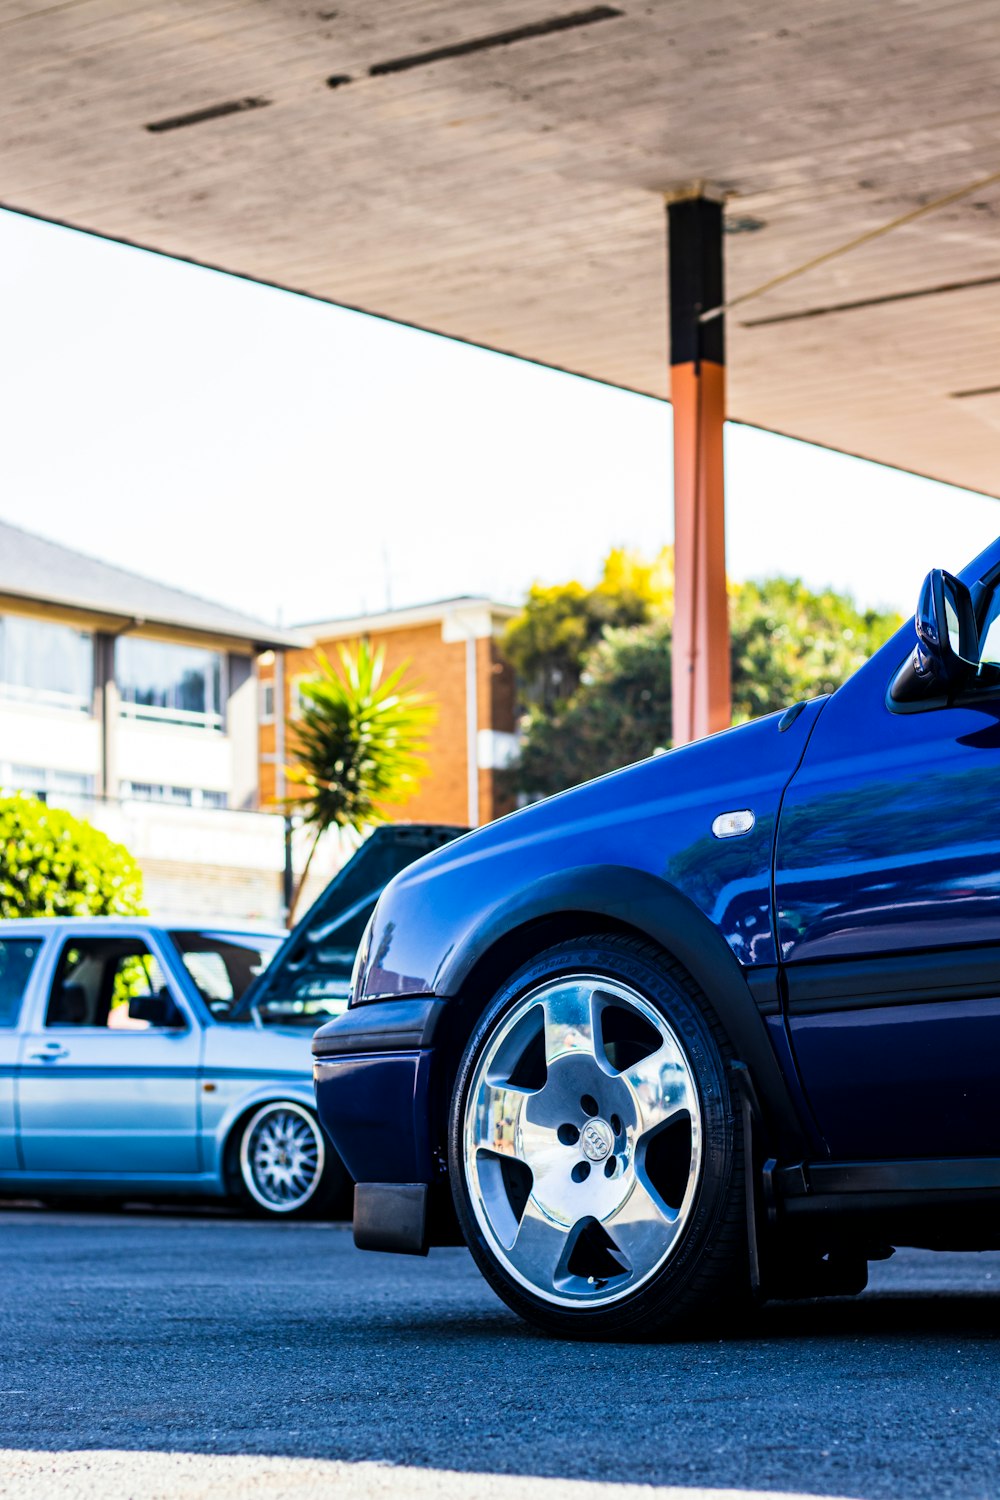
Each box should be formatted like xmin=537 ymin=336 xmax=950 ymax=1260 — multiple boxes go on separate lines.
xmin=240 ymin=1102 xmax=325 ymax=1214
xmin=462 ymin=974 xmax=703 ymax=1307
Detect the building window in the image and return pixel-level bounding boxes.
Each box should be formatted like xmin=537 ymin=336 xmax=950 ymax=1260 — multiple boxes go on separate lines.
xmin=121 ymin=782 xmax=193 ymax=806
xmin=120 ymin=781 xmax=228 ymax=810
xmin=477 ymin=729 xmax=521 ymax=771
xmin=5 ymin=765 xmax=95 ymax=800
xmin=290 ymin=677 xmax=310 ymax=719
xmin=117 ymin=638 xmax=223 ymax=730
xmin=260 ymin=681 xmax=275 ymax=722
xmin=0 ymin=615 xmax=92 ymax=712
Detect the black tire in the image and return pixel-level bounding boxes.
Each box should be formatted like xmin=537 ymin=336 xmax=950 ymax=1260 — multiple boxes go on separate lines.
xmin=231 ymin=1100 xmax=352 ymax=1220
xmin=448 ymin=933 xmax=747 ymax=1340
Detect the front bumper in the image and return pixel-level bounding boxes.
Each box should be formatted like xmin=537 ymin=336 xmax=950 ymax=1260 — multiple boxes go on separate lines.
xmin=312 ymin=997 xmax=445 ymax=1254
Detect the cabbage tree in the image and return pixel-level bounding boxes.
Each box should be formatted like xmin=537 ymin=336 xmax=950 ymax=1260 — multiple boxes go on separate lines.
xmin=285 ymin=641 xmax=433 ymax=922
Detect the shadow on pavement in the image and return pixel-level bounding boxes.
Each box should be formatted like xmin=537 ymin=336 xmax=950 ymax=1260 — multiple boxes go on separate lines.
xmin=0 ymin=1214 xmax=997 ymax=1500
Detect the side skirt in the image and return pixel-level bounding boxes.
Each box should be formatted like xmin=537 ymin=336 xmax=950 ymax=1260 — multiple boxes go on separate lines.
xmin=0 ymin=1170 xmax=225 ymax=1196
xmin=776 ymin=1156 xmax=1000 ymax=1216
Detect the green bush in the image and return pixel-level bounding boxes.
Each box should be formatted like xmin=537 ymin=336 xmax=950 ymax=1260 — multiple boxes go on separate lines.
xmin=0 ymin=795 xmax=145 ymax=919
xmin=505 ymin=555 xmax=903 ymax=800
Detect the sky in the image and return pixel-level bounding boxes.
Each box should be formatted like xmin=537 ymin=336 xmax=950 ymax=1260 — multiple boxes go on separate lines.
xmin=1 ymin=206 xmax=998 ymax=628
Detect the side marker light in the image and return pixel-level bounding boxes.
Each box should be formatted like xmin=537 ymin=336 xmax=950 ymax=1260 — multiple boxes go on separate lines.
xmin=712 ymin=809 xmax=755 ymax=839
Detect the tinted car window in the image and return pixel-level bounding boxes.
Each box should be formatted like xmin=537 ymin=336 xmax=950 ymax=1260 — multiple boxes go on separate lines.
xmin=47 ymin=939 xmax=172 ymax=1030
xmin=169 ymin=932 xmax=283 ymax=1019
xmin=0 ymin=938 xmax=41 ymax=1027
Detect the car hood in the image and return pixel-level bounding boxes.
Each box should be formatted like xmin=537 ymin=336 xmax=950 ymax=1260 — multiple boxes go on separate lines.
xmin=236 ymin=823 xmax=467 ymax=1023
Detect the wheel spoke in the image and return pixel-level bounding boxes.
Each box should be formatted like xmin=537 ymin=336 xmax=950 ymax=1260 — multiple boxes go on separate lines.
xmin=625 ymin=1038 xmax=697 ymax=1137
xmin=470 ymin=1080 xmax=532 ymax=1160
xmin=605 ymin=1177 xmax=682 ymax=1278
xmin=540 ymin=982 xmax=598 ymax=1065
xmin=506 ymin=1199 xmax=571 ymax=1293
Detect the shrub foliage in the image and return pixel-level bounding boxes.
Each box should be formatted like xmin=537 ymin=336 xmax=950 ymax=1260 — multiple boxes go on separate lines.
xmin=0 ymin=795 xmax=145 ymax=919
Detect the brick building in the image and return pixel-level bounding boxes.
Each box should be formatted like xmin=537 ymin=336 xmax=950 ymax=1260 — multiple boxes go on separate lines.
xmin=259 ymin=597 xmax=519 ymax=828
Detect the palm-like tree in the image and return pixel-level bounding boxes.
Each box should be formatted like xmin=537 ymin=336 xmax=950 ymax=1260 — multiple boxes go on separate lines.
xmin=285 ymin=641 xmax=435 ymax=921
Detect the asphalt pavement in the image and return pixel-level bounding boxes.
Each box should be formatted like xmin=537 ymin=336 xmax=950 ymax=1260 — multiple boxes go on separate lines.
xmin=0 ymin=1205 xmax=998 ymax=1500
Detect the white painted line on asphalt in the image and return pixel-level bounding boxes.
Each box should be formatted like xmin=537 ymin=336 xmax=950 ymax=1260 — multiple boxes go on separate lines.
xmin=0 ymin=1451 xmax=864 ymax=1500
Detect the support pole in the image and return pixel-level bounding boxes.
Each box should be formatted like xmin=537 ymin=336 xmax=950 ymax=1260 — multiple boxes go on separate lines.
xmin=94 ymin=631 xmax=121 ymax=799
xmin=465 ymin=633 xmax=480 ymax=827
xmin=282 ymin=815 xmax=295 ymax=924
xmin=668 ymin=194 xmax=731 ymax=746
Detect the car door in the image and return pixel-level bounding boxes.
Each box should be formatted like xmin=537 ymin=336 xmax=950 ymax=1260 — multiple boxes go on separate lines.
xmin=0 ymin=932 xmax=46 ymax=1171
xmin=774 ymin=561 xmax=1000 ymax=1162
xmin=17 ymin=929 xmax=203 ymax=1175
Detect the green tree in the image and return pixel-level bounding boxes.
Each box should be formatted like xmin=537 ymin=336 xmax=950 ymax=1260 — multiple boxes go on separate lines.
xmin=730 ymin=577 xmax=901 ymax=723
xmin=514 ymin=620 xmax=673 ymax=800
xmin=285 ymin=640 xmax=435 ymax=920
xmin=508 ymin=567 xmax=902 ymax=800
xmin=0 ymin=795 xmax=144 ymax=918
xmin=501 ymin=547 xmax=672 ymax=711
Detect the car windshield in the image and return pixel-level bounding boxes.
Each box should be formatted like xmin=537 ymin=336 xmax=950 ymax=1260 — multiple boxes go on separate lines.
xmin=169 ymin=931 xmax=285 ymax=1021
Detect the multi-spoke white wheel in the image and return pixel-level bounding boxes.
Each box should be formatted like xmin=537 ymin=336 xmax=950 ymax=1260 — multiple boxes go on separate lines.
xmin=239 ymin=1102 xmax=326 ymax=1216
xmin=450 ymin=936 xmax=746 ymax=1339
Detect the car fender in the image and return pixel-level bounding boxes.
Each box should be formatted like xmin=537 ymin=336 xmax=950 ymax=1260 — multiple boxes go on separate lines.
xmin=204 ymin=1077 xmax=318 ymax=1183
xmin=435 ymin=863 xmax=809 ymax=1158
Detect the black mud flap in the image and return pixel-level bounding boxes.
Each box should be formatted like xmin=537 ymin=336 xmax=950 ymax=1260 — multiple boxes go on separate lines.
xmin=353 ymin=1183 xmax=429 ymax=1256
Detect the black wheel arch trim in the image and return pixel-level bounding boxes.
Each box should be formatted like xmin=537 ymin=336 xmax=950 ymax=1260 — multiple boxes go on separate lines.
xmin=312 ymin=997 xmax=445 ymax=1057
xmin=434 ymin=863 xmax=810 ymax=1159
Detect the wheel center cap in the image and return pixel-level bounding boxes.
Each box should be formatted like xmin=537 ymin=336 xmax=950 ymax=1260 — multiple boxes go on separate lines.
xmin=580 ymin=1118 xmax=614 ymax=1162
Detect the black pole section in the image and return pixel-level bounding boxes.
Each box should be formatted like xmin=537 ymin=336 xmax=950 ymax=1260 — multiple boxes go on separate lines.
xmin=667 ymin=196 xmax=725 ymax=368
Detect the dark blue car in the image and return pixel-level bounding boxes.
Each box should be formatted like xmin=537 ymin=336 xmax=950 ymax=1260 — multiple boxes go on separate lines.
xmin=314 ymin=537 xmax=1000 ymax=1339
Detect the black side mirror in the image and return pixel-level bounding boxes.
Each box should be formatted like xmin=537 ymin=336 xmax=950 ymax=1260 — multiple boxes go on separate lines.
xmin=128 ymin=990 xmax=183 ymax=1028
xmin=913 ymin=569 xmax=978 ymax=689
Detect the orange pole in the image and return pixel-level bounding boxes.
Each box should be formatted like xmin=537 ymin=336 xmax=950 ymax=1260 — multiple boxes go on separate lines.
xmin=668 ymin=196 xmax=731 ymax=746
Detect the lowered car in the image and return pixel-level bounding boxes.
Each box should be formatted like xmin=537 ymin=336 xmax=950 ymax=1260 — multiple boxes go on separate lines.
xmin=314 ymin=538 xmax=1000 ymax=1337
xmin=0 ymin=824 xmax=462 ymax=1216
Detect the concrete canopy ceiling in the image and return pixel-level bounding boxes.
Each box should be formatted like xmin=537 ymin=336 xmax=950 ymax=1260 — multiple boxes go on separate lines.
xmin=4 ymin=0 xmax=1000 ymax=495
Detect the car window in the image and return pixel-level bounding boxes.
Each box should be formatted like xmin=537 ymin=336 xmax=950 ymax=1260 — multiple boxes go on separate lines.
xmin=978 ymin=586 xmax=1000 ymax=669
xmin=169 ymin=932 xmax=282 ymax=1018
xmin=0 ymin=938 xmax=42 ymax=1028
xmin=182 ymin=951 xmax=233 ymax=1001
xmin=46 ymin=938 xmax=171 ymax=1030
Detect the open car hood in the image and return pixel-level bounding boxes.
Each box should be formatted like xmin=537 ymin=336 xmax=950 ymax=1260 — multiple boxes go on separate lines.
xmin=235 ymin=823 xmax=467 ymax=1024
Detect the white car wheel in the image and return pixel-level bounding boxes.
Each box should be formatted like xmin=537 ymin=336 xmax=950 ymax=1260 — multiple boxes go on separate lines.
xmin=239 ymin=1101 xmax=326 ymax=1215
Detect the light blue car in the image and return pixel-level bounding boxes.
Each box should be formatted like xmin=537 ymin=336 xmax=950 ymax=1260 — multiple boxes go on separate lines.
xmin=0 ymin=918 xmax=351 ymax=1216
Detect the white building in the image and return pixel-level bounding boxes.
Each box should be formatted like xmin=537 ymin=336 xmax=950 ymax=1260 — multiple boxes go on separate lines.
xmin=0 ymin=518 xmax=302 ymax=923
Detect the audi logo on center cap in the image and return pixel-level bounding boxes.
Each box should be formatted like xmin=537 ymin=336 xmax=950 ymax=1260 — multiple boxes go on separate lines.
xmin=580 ymin=1119 xmax=614 ymax=1162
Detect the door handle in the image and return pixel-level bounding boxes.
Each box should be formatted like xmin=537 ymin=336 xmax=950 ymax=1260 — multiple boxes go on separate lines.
xmin=29 ymin=1046 xmax=70 ymax=1062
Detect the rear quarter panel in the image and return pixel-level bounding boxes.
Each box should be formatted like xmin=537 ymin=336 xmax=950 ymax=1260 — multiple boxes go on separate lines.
xmin=199 ymin=1025 xmax=317 ymax=1176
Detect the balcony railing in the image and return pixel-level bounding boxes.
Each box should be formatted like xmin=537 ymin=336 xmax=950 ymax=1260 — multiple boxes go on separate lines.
xmin=0 ymin=681 xmax=90 ymax=714
xmin=118 ymin=701 xmax=224 ymax=731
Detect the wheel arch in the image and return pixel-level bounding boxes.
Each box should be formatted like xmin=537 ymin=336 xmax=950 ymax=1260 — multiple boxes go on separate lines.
xmin=433 ymin=865 xmax=808 ymax=1160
